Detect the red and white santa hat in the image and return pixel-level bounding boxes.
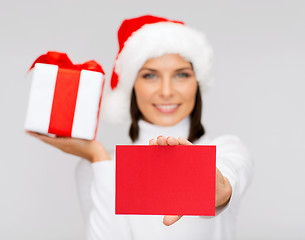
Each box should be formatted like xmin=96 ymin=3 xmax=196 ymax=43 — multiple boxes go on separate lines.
xmin=102 ymin=15 xmax=213 ymax=123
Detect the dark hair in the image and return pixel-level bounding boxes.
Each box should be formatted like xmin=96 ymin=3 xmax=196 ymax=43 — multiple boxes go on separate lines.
xmin=129 ymin=85 xmax=205 ymax=143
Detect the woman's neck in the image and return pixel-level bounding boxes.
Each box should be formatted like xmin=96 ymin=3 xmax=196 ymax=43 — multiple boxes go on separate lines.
xmin=135 ymin=116 xmax=191 ymax=145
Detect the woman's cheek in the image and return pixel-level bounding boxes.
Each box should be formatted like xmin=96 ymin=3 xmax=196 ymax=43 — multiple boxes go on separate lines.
xmin=178 ymin=84 xmax=197 ymax=114
xmin=178 ymin=82 xmax=197 ymax=100
xmin=136 ymin=87 xmax=154 ymax=106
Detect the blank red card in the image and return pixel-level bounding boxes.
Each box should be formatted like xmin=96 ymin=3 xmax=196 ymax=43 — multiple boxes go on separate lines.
xmin=115 ymin=145 xmax=216 ymax=216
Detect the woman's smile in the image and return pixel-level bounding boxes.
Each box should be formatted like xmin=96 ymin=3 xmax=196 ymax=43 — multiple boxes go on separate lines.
xmin=153 ymin=103 xmax=181 ymax=113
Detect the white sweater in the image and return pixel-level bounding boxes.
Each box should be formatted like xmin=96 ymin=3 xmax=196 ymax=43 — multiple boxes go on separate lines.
xmin=75 ymin=117 xmax=253 ymax=240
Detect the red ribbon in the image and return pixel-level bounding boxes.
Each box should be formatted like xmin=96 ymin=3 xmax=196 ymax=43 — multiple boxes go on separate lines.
xmin=29 ymin=51 xmax=105 ymax=74
xmin=48 ymin=68 xmax=81 ymax=137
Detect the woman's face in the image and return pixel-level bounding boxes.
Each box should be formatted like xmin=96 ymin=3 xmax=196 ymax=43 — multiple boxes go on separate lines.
xmin=134 ymin=54 xmax=198 ymax=126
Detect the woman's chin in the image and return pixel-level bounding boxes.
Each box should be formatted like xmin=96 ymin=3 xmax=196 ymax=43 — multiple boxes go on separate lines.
xmin=147 ymin=115 xmax=183 ymax=127
xmin=141 ymin=105 xmax=190 ymax=127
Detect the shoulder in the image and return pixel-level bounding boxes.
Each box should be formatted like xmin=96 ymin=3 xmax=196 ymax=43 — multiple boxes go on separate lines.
xmin=194 ymin=134 xmax=244 ymax=145
xmin=194 ymin=134 xmax=250 ymax=158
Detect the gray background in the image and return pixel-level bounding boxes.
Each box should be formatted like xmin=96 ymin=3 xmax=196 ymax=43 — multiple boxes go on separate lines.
xmin=1 ymin=0 xmax=304 ymax=239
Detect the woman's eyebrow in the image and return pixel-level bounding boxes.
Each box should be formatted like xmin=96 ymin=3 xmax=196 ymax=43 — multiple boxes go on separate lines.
xmin=175 ymin=67 xmax=193 ymax=72
xmin=139 ymin=68 xmax=158 ymax=72
xmin=139 ymin=67 xmax=193 ymax=72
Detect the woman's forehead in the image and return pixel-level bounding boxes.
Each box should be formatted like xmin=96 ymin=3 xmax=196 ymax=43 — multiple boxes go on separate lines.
xmin=141 ymin=54 xmax=193 ymax=69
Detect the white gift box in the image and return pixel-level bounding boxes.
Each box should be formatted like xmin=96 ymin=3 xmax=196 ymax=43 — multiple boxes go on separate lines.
xmin=25 ymin=63 xmax=105 ymax=140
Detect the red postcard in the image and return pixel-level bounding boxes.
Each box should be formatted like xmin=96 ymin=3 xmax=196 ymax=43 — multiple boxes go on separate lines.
xmin=116 ymin=145 xmax=216 ymax=216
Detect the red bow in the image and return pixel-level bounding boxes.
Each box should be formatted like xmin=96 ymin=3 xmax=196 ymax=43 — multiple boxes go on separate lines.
xmin=29 ymin=51 xmax=105 ymax=74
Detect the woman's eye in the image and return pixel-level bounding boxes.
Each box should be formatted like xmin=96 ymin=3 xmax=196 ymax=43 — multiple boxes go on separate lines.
xmin=142 ymin=73 xmax=157 ymax=79
xmin=176 ymin=72 xmax=190 ymax=78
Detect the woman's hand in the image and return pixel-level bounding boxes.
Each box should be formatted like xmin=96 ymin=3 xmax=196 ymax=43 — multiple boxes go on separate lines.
xmin=149 ymin=136 xmax=232 ymax=226
xmin=26 ymin=131 xmax=110 ymax=163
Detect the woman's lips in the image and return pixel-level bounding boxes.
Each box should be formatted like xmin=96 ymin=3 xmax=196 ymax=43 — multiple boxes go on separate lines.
xmin=153 ymin=104 xmax=180 ymax=113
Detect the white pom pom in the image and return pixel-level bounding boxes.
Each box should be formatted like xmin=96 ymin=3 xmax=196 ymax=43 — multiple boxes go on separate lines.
xmin=100 ymin=88 xmax=131 ymax=124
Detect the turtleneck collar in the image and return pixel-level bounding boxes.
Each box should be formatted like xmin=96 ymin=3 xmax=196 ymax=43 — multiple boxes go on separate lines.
xmin=134 ymin=116 xmax=191 ymax=145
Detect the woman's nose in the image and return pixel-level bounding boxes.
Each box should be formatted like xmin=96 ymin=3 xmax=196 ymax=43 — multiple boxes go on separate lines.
xmin=159 ymin=77 xmax=174 ymax=98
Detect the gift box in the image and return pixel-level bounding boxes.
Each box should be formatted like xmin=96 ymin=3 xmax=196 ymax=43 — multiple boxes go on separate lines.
xmin=25 ymin=51 xmax=105 ymax=140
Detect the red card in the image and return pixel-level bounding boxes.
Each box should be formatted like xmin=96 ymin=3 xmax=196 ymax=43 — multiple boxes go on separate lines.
xmin=115 ymin=145 xmax=216 ymax=216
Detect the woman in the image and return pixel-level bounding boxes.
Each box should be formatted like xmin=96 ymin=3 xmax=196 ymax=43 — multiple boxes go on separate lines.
xmin=28 ymin=15 xmax=253 ymax=240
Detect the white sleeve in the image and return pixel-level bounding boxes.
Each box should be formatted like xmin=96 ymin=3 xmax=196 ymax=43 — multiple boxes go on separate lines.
xmin=86 ymin=160 xmax=133 ymax=240
xmin=210 ymin=135 xmax=254 ymax=215
xmin=75 ymin=159 xmax=93 ymax=228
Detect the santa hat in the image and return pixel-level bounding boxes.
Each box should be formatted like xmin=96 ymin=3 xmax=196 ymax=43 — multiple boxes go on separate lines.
xmin=102 ymin=15 xmax=213 ymax=124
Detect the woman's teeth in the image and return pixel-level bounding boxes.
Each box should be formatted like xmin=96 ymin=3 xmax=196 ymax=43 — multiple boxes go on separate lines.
xmin=154 ymin=104 xmax=179 ymax=113
xmin=155 ymin=104 xmax=179 ymax=110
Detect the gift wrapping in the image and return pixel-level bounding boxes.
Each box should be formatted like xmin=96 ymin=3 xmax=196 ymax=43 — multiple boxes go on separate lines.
xmin=24 ymin=52 xmax=105 ymax=140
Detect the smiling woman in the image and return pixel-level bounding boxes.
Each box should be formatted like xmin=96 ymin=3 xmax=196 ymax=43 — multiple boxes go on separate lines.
xmin=27 ymin=15 xmax=253 ymax=240
xmin=130 ymin=54 xmax=204 ymax=142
